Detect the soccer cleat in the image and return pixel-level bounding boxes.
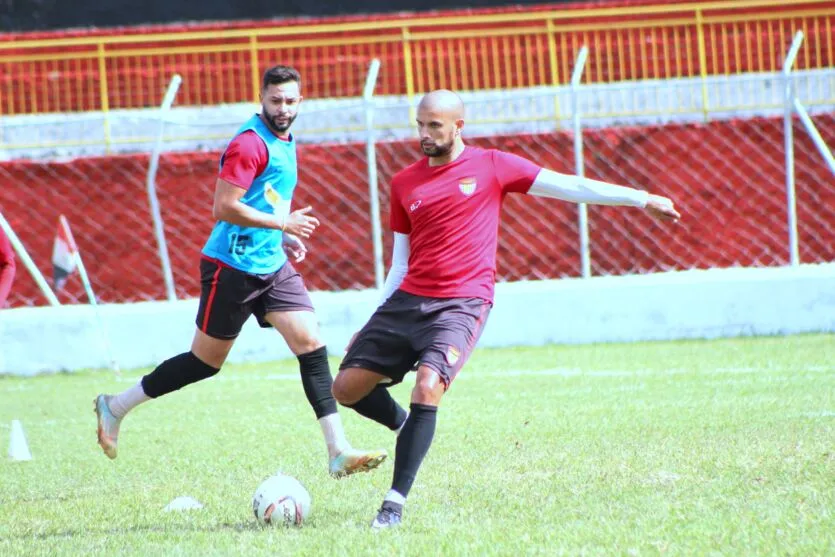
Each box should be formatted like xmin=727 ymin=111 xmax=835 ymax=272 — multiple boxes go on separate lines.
xmin=371 ymin=501 xmax=403 ymax=530
xmin=328 ymin=448 xmax=388 ymax=479
xmin=94 ymin=394 xmax=121 ymax=459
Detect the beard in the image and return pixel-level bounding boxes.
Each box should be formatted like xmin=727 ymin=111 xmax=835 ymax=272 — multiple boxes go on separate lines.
xmin=421 ymin=139 xmax=454 ymax=157
xmin=262 ymin=109 xmax=297 ymax=135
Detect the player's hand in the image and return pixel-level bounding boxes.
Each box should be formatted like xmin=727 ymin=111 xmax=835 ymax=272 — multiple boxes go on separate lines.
xmin=282 ymin=233 xmax=307 ymax=263
xmin=645 ymin=194 xmax=681 ymax=222
xmin=282 ymin=206 xmax=320 ymax=238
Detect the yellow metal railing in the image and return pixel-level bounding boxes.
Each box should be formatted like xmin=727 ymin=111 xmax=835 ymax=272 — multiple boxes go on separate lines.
xmin=0 ymin=0 xmax=832 ymax=150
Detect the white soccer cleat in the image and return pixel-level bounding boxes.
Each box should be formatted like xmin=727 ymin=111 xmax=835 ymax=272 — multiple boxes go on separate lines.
xmin=328 ymin=448 xmax=387 ymax=479
xmin=94 ymin=394 xmax=121 ymax=459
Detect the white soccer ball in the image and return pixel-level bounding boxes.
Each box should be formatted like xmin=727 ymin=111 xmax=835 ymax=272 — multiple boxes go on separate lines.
xmin=251 ymin=473 xmax=311 ymax=527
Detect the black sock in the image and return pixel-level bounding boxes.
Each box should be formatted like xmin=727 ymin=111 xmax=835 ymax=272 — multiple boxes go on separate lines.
xmin=298 ymin=346 xmax=337 ymax=419
xmin=140 ymin=352 xmax=220 ymax=398
xmin=391 ymin=403 xmax=437 ymax=498
xmin=345 ymin=385 xmax=408 ymax=430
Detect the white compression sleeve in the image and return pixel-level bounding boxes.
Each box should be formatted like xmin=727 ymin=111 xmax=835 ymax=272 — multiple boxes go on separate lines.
xmin=379 ymin=232 xmax=410 ymax=304
xmin=528 ymin=168 xmax=649 ymax=207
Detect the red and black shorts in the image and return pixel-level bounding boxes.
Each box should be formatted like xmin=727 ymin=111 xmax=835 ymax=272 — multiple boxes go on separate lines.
xmin=339 ymin=289 xmax=492 ymax=389
xmin=196 ymin=257 xmax=314 ymax=340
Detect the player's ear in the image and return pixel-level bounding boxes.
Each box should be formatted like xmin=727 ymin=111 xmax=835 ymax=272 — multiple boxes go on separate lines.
xmin=455 ymin=118 xmax=465 ymax=134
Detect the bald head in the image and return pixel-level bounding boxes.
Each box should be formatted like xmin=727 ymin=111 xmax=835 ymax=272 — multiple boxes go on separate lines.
xmin=417 ymin=89 xmax=465 ymax=119
xmin=416 ymin=90 xmax=466 ymax=161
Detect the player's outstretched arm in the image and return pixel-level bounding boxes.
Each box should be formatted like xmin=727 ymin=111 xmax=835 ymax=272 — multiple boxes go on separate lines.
xmin=212 ymin=178 xmax=320 ymax=237
xmin=379 ymin=232 xmax=410 ymax=304
xmin=528 ymin=169 xmax=680 ymax=222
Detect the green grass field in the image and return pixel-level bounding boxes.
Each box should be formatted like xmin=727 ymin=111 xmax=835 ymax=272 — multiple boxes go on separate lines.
xmin=1 ymin=334 xmax=833 ymax=556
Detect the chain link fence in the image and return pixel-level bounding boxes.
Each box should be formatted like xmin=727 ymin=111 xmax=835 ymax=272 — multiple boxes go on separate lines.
xmin=1 ymin=73 xmax=832 ymax=308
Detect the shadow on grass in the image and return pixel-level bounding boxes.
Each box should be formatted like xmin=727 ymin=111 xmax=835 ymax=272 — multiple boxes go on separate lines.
xmin=0 ymin=494 xmax=94 ymax=508
xmin=9 ymin=522 xmax=263 ymax=541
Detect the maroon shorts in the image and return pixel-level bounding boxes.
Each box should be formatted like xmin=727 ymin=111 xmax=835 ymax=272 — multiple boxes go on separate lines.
xmin=340 ymin=289 xmax=491 ymax=388
xmin=196 ymin=257 xmax=314 ymax=340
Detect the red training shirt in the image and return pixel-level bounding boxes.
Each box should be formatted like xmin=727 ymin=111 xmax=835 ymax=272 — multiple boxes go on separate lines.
xmin=218 ymin=130 xmax=269 ymax=189
xmin=390 ymin=146 xmax=541 ymax=302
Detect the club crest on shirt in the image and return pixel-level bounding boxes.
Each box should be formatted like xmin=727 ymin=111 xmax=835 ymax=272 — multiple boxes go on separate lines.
xmin=458 ymin=177 xmax=477 ymax=196
xmin=264 ymin=182 xmax=280 ymax=208
xmin=445 ymin=346 xmax=461 ymax=366
xmin=264 ymin=182 xmax=290 ymax=216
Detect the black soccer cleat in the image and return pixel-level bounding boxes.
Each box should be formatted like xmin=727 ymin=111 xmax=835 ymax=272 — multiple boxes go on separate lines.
xmin=370 ymin=501 xmax=403 ymax=530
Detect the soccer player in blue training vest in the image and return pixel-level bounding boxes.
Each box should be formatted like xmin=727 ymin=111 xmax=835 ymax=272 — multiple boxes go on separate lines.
xmin=331 ymin=89 xmax=681 ymax=528
xmin=94 ymin=65 xmax=386 ymax=479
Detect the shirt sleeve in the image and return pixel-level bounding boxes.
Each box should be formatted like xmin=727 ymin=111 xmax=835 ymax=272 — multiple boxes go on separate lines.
xmin=378 ymin=232 xmax=410 ymax=304
xmin=218 ymin=130 xmax=268 ymax=190
xmin=389 ymin=176 xmax=411 ymax=234
xmin=491 ymin=149 xmax=543 ymax=193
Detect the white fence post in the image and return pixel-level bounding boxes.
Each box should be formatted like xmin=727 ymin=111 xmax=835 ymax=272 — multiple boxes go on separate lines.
xmin=571 ymin=47 xmax=590 ymax=278
xmin=363 ymin=59 xmax=384 ymax=290
xmin=792 ymin=98 xmax=835 ymax=176
xmin=146 ymin=74 xmax=182 ymax=301
xmin=782 ymin=31 xmax=803 ymax=267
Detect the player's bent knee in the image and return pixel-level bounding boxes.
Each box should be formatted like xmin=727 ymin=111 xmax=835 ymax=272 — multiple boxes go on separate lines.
xmin=331 ymin=375 xmax=357 ymax=405
xmin=191 ymin=329 xmax=234 ymax=369
xmin=411 ymin=368 xmax=446 ymax=405
xmin=411 ymin=385 xmax=444 ymax=406
xmin=332 ymin=369 xmax=377 ymax=405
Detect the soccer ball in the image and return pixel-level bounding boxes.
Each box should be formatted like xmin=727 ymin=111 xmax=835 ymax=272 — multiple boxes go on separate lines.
xmin=251 ymin=473 xmax=311 ymax=527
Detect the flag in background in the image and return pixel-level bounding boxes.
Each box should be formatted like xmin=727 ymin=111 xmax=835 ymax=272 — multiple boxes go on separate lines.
xmin=52 ymin=215 xmax=78 ymax=290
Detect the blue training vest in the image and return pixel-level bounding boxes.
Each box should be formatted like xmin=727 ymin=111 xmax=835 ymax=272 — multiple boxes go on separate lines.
xmin=202 ymin=114 xmax=298 ymax=274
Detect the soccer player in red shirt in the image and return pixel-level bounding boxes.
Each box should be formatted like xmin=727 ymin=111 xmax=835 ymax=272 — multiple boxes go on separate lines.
xmin=332 ymin=89 xmax=681 ymax=529
xmin=0 ymin=226 xmax=16 ymax=308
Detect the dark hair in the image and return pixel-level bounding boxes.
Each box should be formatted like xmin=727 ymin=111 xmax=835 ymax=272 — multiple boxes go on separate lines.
xmin=262 ymin=65 xmax=301 ymax=91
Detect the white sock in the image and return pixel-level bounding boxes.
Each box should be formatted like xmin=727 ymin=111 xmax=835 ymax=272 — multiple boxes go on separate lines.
xmin=319 ymin=413 xmax=350 ymax=459
xmin=384 ymin=489 xmax=406 ymax=506
xmin=108 ymin=381 xmax=150 ymax=419
xmin=395 ymin=411 xmax=410 ymax=437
